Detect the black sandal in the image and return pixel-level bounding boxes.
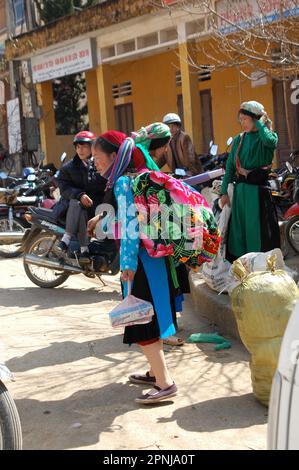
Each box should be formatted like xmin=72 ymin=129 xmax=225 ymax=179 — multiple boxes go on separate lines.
xmin=129 ymin=371 xmax=156 ymax=385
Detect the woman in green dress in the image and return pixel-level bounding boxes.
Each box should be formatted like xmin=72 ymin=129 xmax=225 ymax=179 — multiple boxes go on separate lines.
xmin=220 ymin=100 xmax=280 ymax=260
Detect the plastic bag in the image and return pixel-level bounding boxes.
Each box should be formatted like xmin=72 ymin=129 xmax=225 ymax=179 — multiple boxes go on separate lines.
xmin=108 ymin=281 xmax=154 ymax=328
xmin=200 ymin=183 xmax=234 ymax=292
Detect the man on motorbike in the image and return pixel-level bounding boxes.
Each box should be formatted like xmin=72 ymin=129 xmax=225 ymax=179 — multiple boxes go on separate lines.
xmin=155 ymin=113 xmax=203 ymax=176
xmin=57 ymin=130 xmax=107 ymax=263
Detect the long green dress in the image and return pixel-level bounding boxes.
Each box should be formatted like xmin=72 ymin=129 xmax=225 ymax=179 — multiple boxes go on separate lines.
xmin=221 ymin=120 xmax=279 ymax=259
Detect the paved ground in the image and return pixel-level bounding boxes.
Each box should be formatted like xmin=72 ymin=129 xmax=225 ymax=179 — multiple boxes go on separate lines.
xmin=0 ymin=257 xmax=268 ymax=450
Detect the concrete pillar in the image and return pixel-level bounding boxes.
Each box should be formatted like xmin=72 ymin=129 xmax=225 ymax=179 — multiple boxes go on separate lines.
xmin=95 ymin=63 xmax=115 ymax=133
xmin=35 ymin=81 xmax=56 ymax=165
xmin=85 ymin=69 xmax=101 ymax=135
xmin=177 ymin=24 xmax=202 ymax=153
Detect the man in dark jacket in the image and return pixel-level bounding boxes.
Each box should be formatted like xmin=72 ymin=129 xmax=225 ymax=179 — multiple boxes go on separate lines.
xmin=57 ymin=130 xmax=106 ymax=263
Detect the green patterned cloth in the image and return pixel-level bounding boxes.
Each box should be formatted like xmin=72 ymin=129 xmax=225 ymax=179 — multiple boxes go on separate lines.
xmin=132 ymin=122 xmax=171 ymax=150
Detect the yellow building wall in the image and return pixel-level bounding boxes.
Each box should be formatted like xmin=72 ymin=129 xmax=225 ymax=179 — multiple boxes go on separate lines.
xmin=36 ymin=81 xmax=75 ymax=168
xmin=37 ymin=42 xmax=276 ymax=168
xmin=107 ymin=49 xmax=180 ymax=130
xmin=194 ymin=43 xmax=275 ymax=155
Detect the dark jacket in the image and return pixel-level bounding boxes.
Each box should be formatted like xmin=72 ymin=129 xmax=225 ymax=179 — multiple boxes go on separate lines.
xmin=58 ymin=154 xmax=106 ymax=210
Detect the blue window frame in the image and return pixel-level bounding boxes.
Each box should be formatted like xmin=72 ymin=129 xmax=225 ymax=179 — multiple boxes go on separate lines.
xmin=13 ymin=0 xmax=25 ymax=26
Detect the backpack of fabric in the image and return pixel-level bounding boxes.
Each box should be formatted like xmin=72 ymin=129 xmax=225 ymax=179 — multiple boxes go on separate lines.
xmin=132 ymin=171 xmax=221 ymax=271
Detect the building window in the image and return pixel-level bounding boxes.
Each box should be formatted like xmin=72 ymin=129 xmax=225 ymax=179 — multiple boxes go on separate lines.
xmin=112 ymin=81 xmax=132 ymax=99
xmin=13 ymin=0 xmax=25 ymax=26
xmin=52 ymin=72 xmax=89 ymax=136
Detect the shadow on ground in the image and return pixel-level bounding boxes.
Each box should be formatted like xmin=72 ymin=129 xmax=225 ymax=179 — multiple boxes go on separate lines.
xmin=0 ymin=286 xmax=121 ymax=310
xmin=7 ymin=335 xmax=130 ymax=372
xmin=16 ymin=382 xmax=137 ymax=450
xmin=157 ymin=393 xmax=267 ymax=432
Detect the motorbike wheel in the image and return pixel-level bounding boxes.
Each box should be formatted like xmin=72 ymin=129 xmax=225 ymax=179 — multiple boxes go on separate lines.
xmin=0 ymin=216 xmax=27 ymax=258
xmin=0 ymin=381 xmax=22 ymax=450
xmin=286 ymin=215 xmax=299 ymax=254
xmin=24 ymin=232 xmax=69 ymax=288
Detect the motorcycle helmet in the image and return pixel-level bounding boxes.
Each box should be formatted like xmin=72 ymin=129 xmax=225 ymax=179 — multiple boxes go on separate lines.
xmin=73 ymin=130 xmax=96 ymax=146
xmin=23 ymin=167 xmax=35 ymax=177
xmin=162 ymin=113 xmax=182 ymax=125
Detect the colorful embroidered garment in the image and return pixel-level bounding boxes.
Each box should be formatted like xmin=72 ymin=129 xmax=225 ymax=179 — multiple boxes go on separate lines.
xmin=132 ymin=171 xmax=221 ymax=271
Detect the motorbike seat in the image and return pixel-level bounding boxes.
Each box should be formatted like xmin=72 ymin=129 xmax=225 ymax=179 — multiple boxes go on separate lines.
xmin=32 ymin=206 xmax=56 ymax=220
xmin=31 ymin=206 xmax=65 ymax=227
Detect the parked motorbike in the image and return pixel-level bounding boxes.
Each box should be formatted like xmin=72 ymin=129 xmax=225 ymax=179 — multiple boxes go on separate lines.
xmin=199 ymin=138 xmax=233 ymax=173
xmin=0 ymin=352 xmax=22 ymax=449
xmin=0 ymin=171 xmax=56 ymax=258
xmin=267 ymin=153 xmax=299 ymax=256
xmin=0 ymin=153 xmax=65 ymax=258
xmin=22 ymin=205 xmax=119 ymax=288
xmin=282 ymin=163 xmax=299 ymax=255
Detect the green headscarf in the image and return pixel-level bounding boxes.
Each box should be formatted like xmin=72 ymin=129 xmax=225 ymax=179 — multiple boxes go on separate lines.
xmin=132 ymin=122 xmax=171 ymax=151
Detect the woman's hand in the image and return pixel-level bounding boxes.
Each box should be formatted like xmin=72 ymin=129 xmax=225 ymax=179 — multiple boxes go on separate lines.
xmin=87 ymin=215 xmax=100 ymax=237
xmin=80 ymin=194 xmax=93 ymax=208
xmin=238 ymin=167 xmax=250 ymax=178
xmin=220 ymin=194 xmax=230 ymax=207
xmin=121 ymin=270 xmax=135 ymax=282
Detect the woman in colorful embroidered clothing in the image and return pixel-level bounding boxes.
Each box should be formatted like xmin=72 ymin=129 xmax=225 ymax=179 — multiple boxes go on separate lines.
xmin=88 ymin=125 xmax=179 ymax=404
xmin=220 ymin=100 xmax=280 ymax=261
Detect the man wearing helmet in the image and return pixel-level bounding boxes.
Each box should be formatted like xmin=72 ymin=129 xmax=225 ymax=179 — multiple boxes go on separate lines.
xmin=57 ymin=130 xmax=106 ymax=263
xmin=157 ymin=113 xmax=202 ymax=176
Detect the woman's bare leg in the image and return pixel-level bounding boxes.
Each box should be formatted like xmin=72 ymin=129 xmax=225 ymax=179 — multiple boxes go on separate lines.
xmin=140 ymin=340 xmax=173 ymax=389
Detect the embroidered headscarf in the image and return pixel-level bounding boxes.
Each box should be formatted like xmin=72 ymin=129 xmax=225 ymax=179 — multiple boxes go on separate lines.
xmin=95 ymin=131 xmax=133 ymax=190
xmin=239 ymin=100 xmax=265 ymax=119
xmin=132 ymin=122 xmax=171 ymax=151
xmin=95 ymin=124 xmax=171 ymax=189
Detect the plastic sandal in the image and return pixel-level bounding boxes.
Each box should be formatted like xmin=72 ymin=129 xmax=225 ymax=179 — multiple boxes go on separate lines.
xmin=163 ymin=335 xmax=184 ymax=346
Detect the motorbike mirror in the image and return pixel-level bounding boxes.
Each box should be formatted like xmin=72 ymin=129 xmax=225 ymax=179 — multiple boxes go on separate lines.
xmin=60 ymin=152 xmax=67 ymax=164
xmin=0 ymin=171 xmax=8 ymax=179
xmin=286 ymin=161 xmax=293 ymax=173
xmin=27 ymin=174 xmax=36 ymax=182
xmin=226 ymin=137 xmax=233 ymax=146
xmin=210 ymin=144 xmax=218 ymax=156
xmin=209 ymin=140 xmax=214 ymax=149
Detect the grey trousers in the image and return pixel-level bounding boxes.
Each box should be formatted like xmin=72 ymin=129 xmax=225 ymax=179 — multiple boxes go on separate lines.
xmin=65 ymin=199 xmax=89 ymax=247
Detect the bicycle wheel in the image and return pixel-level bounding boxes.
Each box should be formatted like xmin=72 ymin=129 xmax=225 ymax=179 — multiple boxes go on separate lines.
xmin=286 ymin=215 xmax=299 ymax=254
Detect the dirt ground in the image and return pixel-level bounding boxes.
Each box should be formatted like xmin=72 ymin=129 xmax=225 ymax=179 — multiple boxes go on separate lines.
xmin=0 ymin=257 xmax=268 ymax=450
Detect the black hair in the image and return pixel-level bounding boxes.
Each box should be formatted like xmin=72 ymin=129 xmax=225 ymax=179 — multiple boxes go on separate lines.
xmin=149 ymin=136 xmax=170 ymax=150
xmin=94 ymin=137 xmax=119 ymax=154
xmin=239 ymin=108 xmax=262 ymax=120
